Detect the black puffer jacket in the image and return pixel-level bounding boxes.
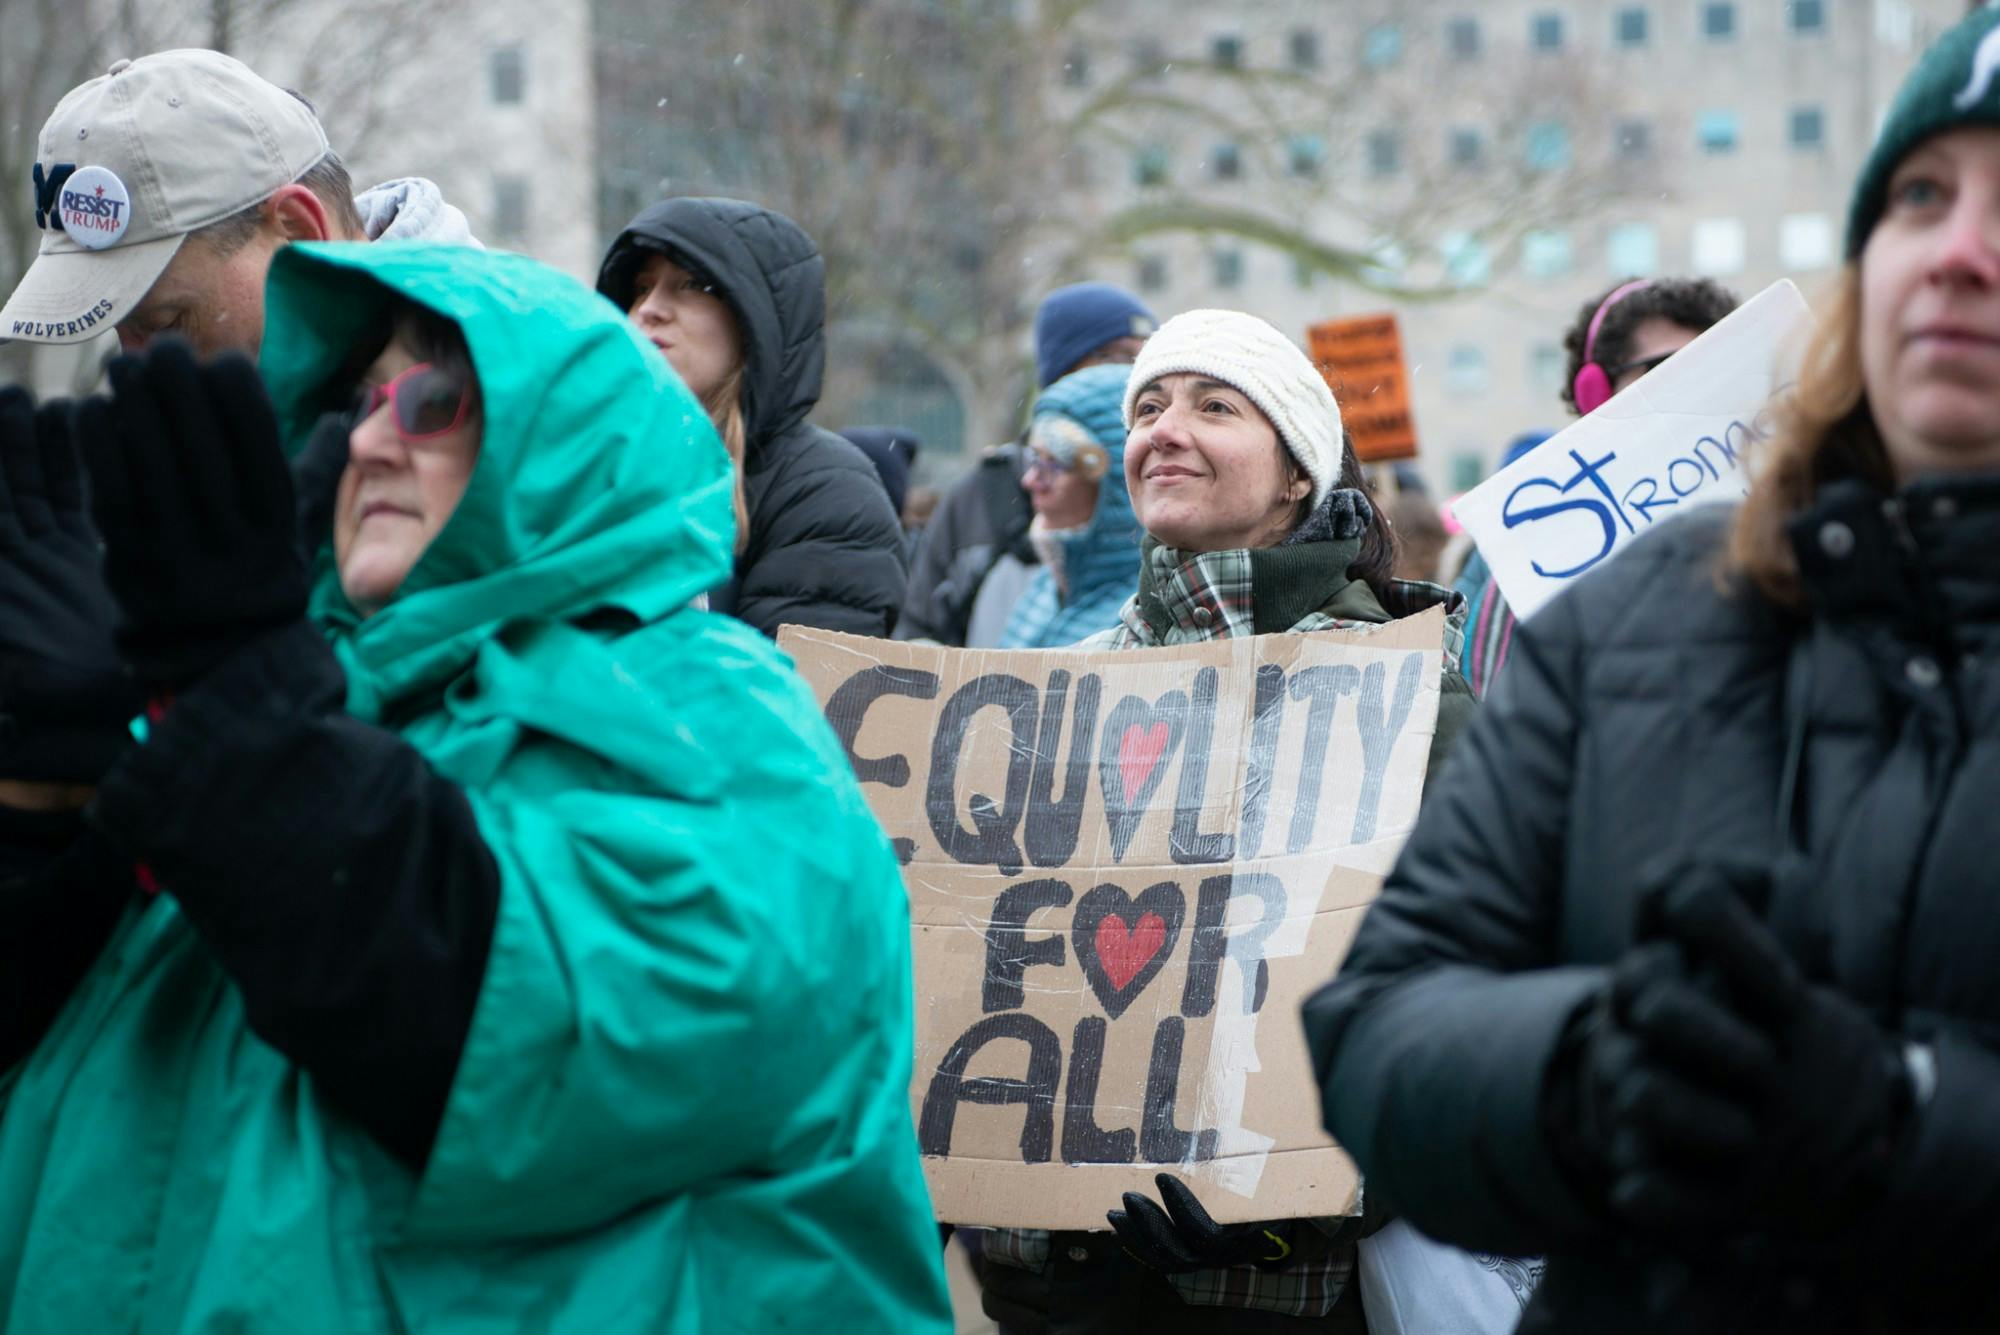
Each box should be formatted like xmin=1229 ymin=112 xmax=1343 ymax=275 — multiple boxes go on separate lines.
xmin=598 ymin=198 xmax=904 ymax=636
xmin=1304 ymin=482 xmax=2000 ymax=1332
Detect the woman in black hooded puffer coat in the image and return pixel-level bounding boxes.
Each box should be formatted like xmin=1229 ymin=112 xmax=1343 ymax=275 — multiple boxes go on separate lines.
xmin=1305 ymin=11 xmax=2000 ymax=1332
xmin=598 ymin=197 xmax=905 ymax=637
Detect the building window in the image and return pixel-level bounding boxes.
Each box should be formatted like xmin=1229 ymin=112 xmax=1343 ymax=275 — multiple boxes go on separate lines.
xmin=1365 ymin=238 xmax=1408 ymax=283
xmin=1212 ymin=143 xmax=1242 ymax=180
xmin=1442 ymin=231 xmax=1491 ymax=285
xmin=1367 ymin=131 xmax=1401 ymax=177
xmin=1615 ymin=119 xmax=1652 ymax=158
xmin=1135 ymin=145 xmax=1170 ymax=187
xmin=1698 ymin=110 xmax=1740 ymax=155
xmin=1780 ymin=212 xmax=1835 ymax=270
xmin=1137 ymin=255 xmax=1167 ymax=293
xmin=1363 ymin=23 xmax=1403 ymax=68
xmin=1211 ymin=34 xmax=1242 ymax=69
xmin=1448 ymin=16 xmax=1481 ymax=60
xmin=1702 ymin=2 xmax=1737 ymax=40
xmin=1790 ymin=105 xmax=1825 ymax=149
xmin=1449 ymin=127 xmax=1483 ymax=168
xmin=1790 ymin=0 xmax=1825 ymax=33
xmin=1293 ymin=256 xmax=1319 ymax=289
xmin=1614 ymin=7 xmax=1649 ymax=46
xmin=1062 ymin=46 xmax=1090 ymax=86
xmin=1288 ymin=134 xmax=1326 ymax=178
xmin=1131 ymin=38 xmax=1167 ymax=79
xmin=1531 ymin=12 xmax=1564 ymax=51
xmin=1529 ymin=343 xmax=1565 ymax=395
xmin=493 ymin=174 xmax=529 ymax=242
xmin=490 ymin=46 xmax=526 ymax=105
xmin=1692 ymin=217 xmax=1747 ymax=275
xmin=1527 ymin=122 xmax=1572 ymax=172
xmin=1289 ymin=28 xmax=1320 ymax=69
xmin=1213 ymin=249 xmax=1244 ymax=288
xmin=1448 ymin=343 xmax=1489 ymax=395
xmin=1606 ymin=221 xmax=1660 ymax=275
xmin=1522 ymin=229 xmax=1573 ymax=279
xmin=1451 ymin=452 xmax=1486 ymax=492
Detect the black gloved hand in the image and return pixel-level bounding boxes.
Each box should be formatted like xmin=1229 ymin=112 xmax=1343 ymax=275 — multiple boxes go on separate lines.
xmin=75 ymin=339 xmax=308 ymax=685
xmin=291 ymin=408 xmax=352 ymax=564
xmin=0 ymin=387 xmax=142 ymax=782
xmin=1108 ymin=1174 xmax=1297 ymax=1273
xmin=1640 ymin=876 xmax=1910 ymax=1246
xmin=1545 ymin=935 xmax=1776 ymax=1239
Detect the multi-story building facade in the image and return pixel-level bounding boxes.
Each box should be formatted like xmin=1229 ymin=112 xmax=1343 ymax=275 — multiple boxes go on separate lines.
xmin=1061 ymin=0 xmax=1968 ymax=493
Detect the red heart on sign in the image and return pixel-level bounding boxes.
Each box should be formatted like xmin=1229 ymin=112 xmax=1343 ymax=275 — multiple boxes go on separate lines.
xmin=1118 ymin=722 xmax=1170 ymax=805
xmin=1095 ymin=912 xmax=1167 ymax=991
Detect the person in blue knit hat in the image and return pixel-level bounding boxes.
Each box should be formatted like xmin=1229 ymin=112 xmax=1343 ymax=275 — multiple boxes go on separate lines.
xmin=1032 ymin=283 xmax=1158 ymax=391
xmin=999 ymin=364 xmax=1141 ymax=648
xmin=900 ymin=283 xmax=1157 ymax=645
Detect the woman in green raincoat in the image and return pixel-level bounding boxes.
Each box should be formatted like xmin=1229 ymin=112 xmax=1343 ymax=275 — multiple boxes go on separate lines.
xmin=0 ymin=243 xmax=951 ymax=1332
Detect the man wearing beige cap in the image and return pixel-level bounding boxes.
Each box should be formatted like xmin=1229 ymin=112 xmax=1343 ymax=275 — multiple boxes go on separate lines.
xmin=2 ymin=48 xmax=477 ymax=360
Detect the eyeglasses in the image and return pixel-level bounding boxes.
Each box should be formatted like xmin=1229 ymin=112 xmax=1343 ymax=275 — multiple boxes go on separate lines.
xmin=1021 ymin=451 xmax=1074 ymax=484
xmin=1604 ymin=351 xmax=1676 ymax=382
xmin=356 ymin=362 xmax=475 ymax=440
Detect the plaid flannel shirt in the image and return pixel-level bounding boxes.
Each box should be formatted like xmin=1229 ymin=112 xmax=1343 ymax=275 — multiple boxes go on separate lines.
xmin=981 ymin=1218 xmax=1359 ymax=1318
xmin=986 ymin=546 xmax=1462 ymax=1318
xmin=1083 ymin=544 xmax=1466 ymax=674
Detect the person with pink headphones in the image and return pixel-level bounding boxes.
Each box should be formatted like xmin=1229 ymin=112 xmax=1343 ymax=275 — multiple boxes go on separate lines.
xmin=1562 ymin=277 xmax=1741 ymax=416
xmin=1454 ymin=276 xmax=1738 ymax=696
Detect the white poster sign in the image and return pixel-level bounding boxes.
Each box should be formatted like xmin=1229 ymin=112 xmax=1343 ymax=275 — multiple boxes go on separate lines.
xmin=1453 ymin=279 xmax=1809 ymax=621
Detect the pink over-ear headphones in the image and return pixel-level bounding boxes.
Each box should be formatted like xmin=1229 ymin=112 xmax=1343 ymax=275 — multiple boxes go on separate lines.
xmin=1571 ymin=279 xmax=1654 ymax=416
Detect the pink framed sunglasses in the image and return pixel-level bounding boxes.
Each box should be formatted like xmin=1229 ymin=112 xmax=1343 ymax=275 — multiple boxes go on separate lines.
xmin=358 ymin=362 xmax=475 ymax=440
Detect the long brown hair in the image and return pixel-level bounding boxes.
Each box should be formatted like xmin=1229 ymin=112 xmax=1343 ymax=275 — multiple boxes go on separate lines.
xmin=1272 ymin=429 xmax=1400 ymax=601
xmin=701 ymin=364 xmax=751 ymax=556
xmin=1727 ymin=265 xmax=1894 ymax=607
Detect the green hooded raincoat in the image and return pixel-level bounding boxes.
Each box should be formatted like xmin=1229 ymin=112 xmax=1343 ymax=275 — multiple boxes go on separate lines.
xmin=0 ymin=244 xmax=951 ymax=1333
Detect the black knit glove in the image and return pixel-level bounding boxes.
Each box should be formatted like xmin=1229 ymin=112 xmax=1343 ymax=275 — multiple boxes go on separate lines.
xmin=1546 ymin=935 xmax=1775 ymax=1238
xmin=75 ymin=340 xmax=308 ymax=686
xmin=1108 ymin=1174 xmax=1299 ymax=1273
xmin=1631 ymin=876 xmax=1911 ymax=1252
xmin=0 ymin=387 xmax=141 ymax=782
xmin=290 ymin=408 xmax=352 ymax=564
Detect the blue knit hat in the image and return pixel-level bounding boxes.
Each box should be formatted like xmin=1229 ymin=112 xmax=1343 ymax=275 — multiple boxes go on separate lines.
xmin=1034 ymin=282 xmax=1157 ymax=389
xmin=1848 ymin=6 xmax=2000 ymax=256
xmin=1029 ymin=363 xmax=1134 ymax=534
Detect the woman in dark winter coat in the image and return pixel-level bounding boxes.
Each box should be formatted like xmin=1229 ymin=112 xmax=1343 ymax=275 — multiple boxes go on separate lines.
xmin=977 ymin=309 xmax=1474 ymax=1334
xmin=1305 ymin=11 xmax=2000 ymax=1332
xmin=598 ymin=197 xmax=906 ymax=636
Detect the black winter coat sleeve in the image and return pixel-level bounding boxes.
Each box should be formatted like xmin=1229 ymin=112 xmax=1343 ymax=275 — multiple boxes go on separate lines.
xmin=86 ymin=620 xmax=500 ymax=1170
xmin=896 ymin=472 xmax=985 ymax=643
xmin=1302 ymin=577 xmax=1611 ymax=1256
xmin=734 ymin=430 xmax=907 ymax=638
xmin=0 ymin=806 xmax=134 ymax=1074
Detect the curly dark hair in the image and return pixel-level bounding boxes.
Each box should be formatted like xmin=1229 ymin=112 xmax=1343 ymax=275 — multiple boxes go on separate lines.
xmin=1559 ymin=276 xmax=1740 ymax=414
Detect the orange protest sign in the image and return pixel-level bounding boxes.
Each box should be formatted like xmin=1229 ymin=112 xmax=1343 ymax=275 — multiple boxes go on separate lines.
xmin=1307 ymin=313 xmax=1418 ymax=462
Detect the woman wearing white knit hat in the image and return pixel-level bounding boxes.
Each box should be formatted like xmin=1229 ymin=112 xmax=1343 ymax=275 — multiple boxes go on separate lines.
xmin=975 ymin=308 xmax=1480 ymax=1333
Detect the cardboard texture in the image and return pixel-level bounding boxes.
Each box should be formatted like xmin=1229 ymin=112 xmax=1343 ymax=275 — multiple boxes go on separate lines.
xmin=1307 ymin=313 xmax=1418 ymax=462
xmin=779 ymin=612 xmax=1446 ymax=1230
xmin=1451 ymin=279 xmax=1810 ymax=621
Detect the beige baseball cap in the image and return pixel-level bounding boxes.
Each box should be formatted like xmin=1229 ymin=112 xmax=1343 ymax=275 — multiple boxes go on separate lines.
xmin=0 ymin=49 xmax=330 ymax=345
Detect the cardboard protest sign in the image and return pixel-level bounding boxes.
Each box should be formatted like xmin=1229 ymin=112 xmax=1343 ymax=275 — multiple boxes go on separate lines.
xmin=1308 ymin=313 xmax=1418 ymax=461
xmin=778 ymin=613 xmax=1446 ymax=1229
xmin=1451 ymin=279 xmax=1809 ymax=621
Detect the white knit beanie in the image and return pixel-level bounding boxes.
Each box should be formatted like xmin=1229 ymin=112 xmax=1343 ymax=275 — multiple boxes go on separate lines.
xmin=1121 ymin=308 xmax=1343 ymax=508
